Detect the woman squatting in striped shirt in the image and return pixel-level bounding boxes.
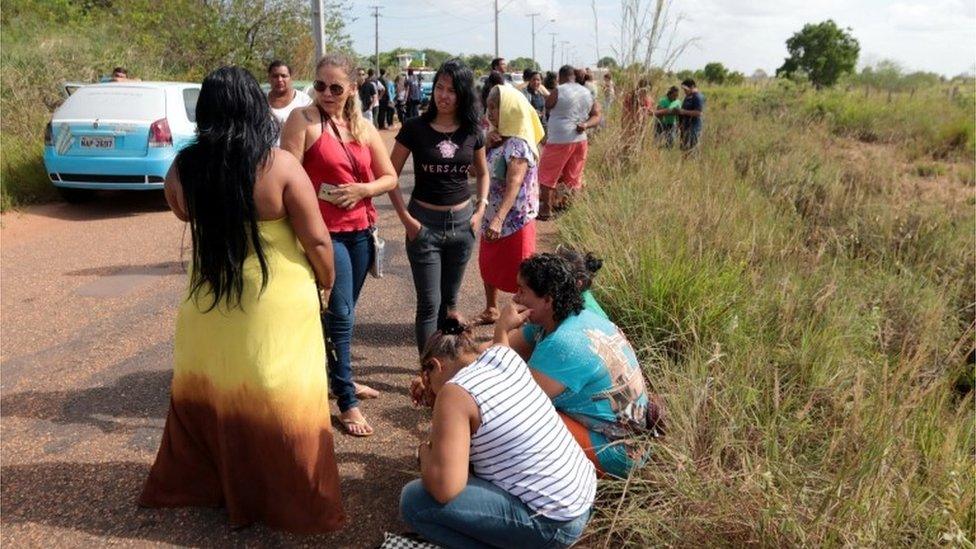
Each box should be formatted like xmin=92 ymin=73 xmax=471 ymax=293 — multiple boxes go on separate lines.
xmin=399 ymin=317 xmax=595 ymax=548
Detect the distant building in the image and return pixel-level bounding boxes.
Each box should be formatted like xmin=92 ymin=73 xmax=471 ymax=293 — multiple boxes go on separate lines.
xmin=396 ymin=53 xmax=413 ymax=70
xmin=397 ymin=51 xmax=428 ymax=70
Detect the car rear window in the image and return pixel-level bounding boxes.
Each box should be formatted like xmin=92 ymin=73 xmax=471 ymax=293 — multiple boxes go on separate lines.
xmin=183 ymin=88 xmax=199 ymax=123
xmin=55 ymin=87 xmax=165 ymax=121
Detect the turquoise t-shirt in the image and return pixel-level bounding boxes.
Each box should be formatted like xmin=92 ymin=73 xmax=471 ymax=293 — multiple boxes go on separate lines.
xmin=582 ymin=289 xmax=608 ymax=320
xmin=523 ymin=309 xmax=649 ymax=477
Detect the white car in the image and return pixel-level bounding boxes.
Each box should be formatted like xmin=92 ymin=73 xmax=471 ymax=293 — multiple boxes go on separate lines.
xmin=43 ymin=81 xmax=200 ymax=202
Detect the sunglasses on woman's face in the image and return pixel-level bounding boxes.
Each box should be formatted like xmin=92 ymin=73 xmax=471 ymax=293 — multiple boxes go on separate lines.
xmin=313 ymin=80 xmax=346 ymax=96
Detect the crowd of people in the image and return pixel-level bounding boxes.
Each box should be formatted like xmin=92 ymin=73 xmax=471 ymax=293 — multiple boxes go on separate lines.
xmin=138 ymin=54 xmax=676 ymax=547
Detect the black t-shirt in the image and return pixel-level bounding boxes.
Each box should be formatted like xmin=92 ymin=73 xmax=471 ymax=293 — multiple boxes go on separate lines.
xmin=679 ymin=91 xmax=705 ymax=131
xmin=395 ymin=117 xmax=485 ymax=206
xmin=358 ymin=81 xmax=377 ymax=112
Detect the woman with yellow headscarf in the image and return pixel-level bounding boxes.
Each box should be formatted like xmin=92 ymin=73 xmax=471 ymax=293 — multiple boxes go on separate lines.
xmin=475 ymin=84 xmax=546 ymax=325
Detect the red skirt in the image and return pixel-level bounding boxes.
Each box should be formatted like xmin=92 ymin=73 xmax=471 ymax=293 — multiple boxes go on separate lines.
xmin=479 ymin=221 xmax=537 ymax=293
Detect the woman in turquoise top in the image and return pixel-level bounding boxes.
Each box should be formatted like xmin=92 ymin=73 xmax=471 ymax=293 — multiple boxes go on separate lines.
xmin=555 ymin=246 xmax=608 ymax=320
xmin=494 ymin=253 xmax=659 ymax=477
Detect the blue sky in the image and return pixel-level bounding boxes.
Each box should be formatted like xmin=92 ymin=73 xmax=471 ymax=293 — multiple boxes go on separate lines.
xmin=346 ymin=0 xmax=976 ymax=77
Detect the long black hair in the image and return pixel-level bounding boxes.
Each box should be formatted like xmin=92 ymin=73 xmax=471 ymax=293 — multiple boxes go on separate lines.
xmin=519 ymin=253 xmax=584 ymax=323
xmin=422 ymin=59 xmax=480 ymax=134
xmin=176 ymin=66 xmax=277 ymax=311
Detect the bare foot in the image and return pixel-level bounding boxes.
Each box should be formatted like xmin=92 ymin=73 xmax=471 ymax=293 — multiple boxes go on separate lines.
xmin=474 ymin=307 xmax=500 ymax=326
xmin=339 ymin=407 xmax=373 ymax=437
xmin=354 ymin=382 xmax=380 ymax=400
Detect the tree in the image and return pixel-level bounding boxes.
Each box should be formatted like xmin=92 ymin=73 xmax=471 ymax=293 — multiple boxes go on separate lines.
xmin=508 ymin=57 xmax=539 ymax=72
xmin=726 ymin=71 xmax=745 ymax=85
xmin=776 ymin=20 xmax=859 ymax=88
xmin=420 ymin=48 xmax=454 ymax=69
xmin=615 ymin=0 xmax=697 ymax=70
xmin=463 ymin=54 xmax=494 ymax=73
xmin=751 ymin=68 xmax=769 ymax=80
xmin=597 ymin=56 xmax=618 ymax=69
xmin=702 ymin=62 xmax=729 ymax=84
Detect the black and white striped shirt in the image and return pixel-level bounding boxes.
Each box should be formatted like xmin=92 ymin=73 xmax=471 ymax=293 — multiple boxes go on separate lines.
xmin=449 ymin=345 xmax=596 ymax=521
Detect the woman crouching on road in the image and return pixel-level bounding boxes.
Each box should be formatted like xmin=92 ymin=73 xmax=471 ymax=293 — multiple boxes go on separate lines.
xmin=281 ymin=53 xmax=398 ymax=437
xmin=475 ymin=84 xmax=545 ymax=325
xmin=400 ymin=317 xmax=595 ymax=548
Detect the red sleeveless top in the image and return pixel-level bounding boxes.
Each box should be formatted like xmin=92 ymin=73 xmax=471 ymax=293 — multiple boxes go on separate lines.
xmin=302 ymin=127 xmax=377 ymax=233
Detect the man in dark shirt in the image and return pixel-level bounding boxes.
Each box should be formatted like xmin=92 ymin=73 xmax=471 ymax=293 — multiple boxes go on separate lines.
xmin=357 ymin=68 xmax=377 ymax=123
xmin=406 ymin=69 xmax=422 ymax=120
xmin=677 ymin=78 xmax=705 ymax=152
xmin=378 ymin=68 xmax=392 ymax=130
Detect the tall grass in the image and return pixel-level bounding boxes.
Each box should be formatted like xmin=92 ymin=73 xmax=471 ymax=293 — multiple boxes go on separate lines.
xmin=567 ymin=86 xmax=974 ymax=546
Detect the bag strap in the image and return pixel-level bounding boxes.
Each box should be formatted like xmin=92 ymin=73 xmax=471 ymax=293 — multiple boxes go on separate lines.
xmin=314 ymin=104 xmax=375 ymax=226
xmin=315 ymin=104 xmax=367 ymax=183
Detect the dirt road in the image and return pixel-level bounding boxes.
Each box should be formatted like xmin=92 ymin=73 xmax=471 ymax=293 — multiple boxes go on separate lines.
xmin=0 ymin=132 xmax=553 ymax=547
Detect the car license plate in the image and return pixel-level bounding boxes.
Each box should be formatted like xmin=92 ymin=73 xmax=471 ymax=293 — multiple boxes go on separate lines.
xmin=80 ymin=136 xmax=115 ymax=149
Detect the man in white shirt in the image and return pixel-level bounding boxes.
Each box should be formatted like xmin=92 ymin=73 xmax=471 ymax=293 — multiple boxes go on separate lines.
xmin=266 ymin=60 xmax=312 ymax=146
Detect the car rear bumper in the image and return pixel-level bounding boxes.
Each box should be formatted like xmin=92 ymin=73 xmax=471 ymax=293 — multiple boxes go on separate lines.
xmin=43 ymin=147 xmax=176 ymax=190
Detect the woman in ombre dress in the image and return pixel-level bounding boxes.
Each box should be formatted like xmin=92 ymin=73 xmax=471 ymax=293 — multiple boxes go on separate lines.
xmin=139 ymin=66 xmax=346 ymax=533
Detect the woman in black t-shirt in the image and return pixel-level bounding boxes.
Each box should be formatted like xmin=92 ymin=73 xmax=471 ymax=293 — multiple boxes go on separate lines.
xmin=388 ymin=60 xmax=489 ymax=353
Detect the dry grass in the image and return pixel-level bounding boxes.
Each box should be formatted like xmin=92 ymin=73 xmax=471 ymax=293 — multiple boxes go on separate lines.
xmin=567 ymin=85 xmax=975 ymax=547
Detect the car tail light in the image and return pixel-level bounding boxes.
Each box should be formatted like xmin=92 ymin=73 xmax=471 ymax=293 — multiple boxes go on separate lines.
xmin=149 ymin=118 xmax=172 ymax=147
xmin=44 ymin=122 xmax=53 ymax=146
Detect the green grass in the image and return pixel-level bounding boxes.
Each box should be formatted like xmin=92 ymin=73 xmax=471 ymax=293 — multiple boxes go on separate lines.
xmin=567 ymin=88 xmax=974 ymax=546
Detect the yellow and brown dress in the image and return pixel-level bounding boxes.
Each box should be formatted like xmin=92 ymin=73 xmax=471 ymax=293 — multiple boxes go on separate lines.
xmin=140 ymin=217 xmax=346 ymax=533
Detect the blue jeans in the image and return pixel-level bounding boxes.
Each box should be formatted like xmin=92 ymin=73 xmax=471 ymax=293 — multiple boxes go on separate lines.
xmin=680 ymin=124 xmax=701 ymax=151
xmin=405 ymin=201 xmax=476 ymax=353
xmin=323 ymin=229 xmax=372 ymax=412
xmin=400 ymin=477 xmax=590 ymax=549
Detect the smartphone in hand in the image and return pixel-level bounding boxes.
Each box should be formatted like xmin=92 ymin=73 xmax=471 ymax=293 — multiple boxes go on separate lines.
xmin=317 ymin=183 xmax=341 ymax=205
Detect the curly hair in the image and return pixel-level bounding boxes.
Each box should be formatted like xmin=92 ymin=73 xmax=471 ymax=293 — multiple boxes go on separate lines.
xmin=518 ymin=253 xmax=583 ymax=323
xmin=555 ymin=246 xmax=603 ymax=292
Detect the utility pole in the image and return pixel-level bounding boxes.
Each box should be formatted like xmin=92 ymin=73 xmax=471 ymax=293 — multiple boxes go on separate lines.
xmin=527 ymin=13 xmax=540 ymax=69
xmin=494 ymin=0 xmax=499 ymax=58
xmin=370 ymin=6 xmax=380 ymax=73
xmin=549 ymin=32 xmax=557 ymax=72
xmin=310 ymin=0 xmax=325 ymax=59
xmin=591 ymin=0 xmax=600 ymax=68
xmin=560 ymin=40 xmax=569 ymax=66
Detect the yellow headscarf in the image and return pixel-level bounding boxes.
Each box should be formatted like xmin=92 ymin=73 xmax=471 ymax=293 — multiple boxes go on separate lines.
xmin=494 ymin=85 xmax=545 ymax=161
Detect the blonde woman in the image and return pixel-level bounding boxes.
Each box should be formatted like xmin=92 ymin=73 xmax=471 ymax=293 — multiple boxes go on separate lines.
xmin=281 ymin=54 xmax=398 ymax=437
